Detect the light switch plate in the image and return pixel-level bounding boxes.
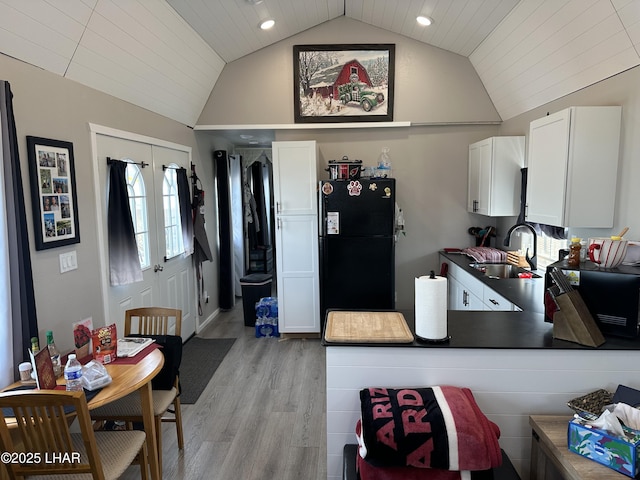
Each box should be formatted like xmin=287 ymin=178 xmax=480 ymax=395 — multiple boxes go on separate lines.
xmin=59 ymin=251 xmax=77 ymax=273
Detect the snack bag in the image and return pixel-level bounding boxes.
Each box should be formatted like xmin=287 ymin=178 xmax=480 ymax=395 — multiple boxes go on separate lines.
xmin=91 ymin=323 xmax=117 ymax=364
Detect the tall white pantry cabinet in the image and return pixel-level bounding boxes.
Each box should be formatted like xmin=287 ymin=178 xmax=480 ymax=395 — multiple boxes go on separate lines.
xmin=272 ymin=141 xmax=320 ymax=333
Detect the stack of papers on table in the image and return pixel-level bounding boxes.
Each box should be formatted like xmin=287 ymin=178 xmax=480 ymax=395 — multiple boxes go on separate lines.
xmin=116 ymin=337 xmax=155 ymax=357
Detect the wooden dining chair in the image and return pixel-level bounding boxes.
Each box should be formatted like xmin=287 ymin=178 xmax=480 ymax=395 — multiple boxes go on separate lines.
xmin=0 ymin=389 xmax=148 ymax=480
xmin=90 ymin=307 xmax=184 ymax=477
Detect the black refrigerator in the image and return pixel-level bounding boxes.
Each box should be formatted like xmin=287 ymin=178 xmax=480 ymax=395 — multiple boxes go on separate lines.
xmin=319 ymin=178 xmax=396 ymax=325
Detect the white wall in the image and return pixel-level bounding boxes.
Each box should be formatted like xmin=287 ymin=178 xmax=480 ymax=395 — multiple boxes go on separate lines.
xmin=0 ymin=52 xmax=217 ymax=354
xmin=201 ymin=16 xmax=640 ymax=310
xmin=198 ymin=17 xmax=501 ymax=125
xmin=5 ymin=12 xmax=640 ymax=350
xmin=274 ymin=126 xmax=500 ymax=309
xmin=198 ymin=17 xmax=505 ymax=309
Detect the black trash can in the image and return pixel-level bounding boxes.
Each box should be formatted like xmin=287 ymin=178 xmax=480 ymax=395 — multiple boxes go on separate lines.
xmin=239 ymin=273 xmax=273 ymax=327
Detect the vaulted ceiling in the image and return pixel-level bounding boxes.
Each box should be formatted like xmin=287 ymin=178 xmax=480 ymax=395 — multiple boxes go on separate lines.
xmin=1 ymin=0 xmax=639 ymax=128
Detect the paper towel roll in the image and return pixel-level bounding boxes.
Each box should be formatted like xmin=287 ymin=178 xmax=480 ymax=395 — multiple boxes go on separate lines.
xmin=415 ymin=273 xmax=448 ymax=341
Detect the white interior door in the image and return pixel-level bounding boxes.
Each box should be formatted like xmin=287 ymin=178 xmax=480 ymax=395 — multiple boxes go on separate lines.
xmin=93 ymin=130 xmax=195 ymax=338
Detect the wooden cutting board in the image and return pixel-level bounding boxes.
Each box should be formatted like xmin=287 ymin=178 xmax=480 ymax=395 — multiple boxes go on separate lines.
xmin=325 ymin=311 xmax=414 ymax=343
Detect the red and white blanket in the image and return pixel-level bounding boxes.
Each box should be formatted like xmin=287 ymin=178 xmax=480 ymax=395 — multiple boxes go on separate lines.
xmin=356 ymin=386 xmax=501 ymax=478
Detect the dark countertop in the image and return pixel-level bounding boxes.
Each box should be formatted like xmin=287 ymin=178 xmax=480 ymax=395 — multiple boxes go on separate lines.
xmin=322 ymin=251 xmax=640 ymax=351
xmin=440 ymin=251 xmax=546 ymax=314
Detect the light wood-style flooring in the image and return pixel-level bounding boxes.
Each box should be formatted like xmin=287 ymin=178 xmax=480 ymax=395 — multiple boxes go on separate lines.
xmin=121 ymin=301 xmax=327 ymax=479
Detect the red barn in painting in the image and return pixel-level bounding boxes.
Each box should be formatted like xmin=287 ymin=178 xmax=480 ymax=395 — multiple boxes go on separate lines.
xmin=308 ymin=59 xmax=373 ymax=99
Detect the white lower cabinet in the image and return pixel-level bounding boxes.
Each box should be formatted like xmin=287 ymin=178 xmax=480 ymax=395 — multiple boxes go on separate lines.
xmin=483 ymin=288 xmax=513 ymax=311
xmin=275 ymin=214 xmax=320 ymax=333
xmin=448 ymin=274 xmax=484 ymax=310
xmin=442 ymin=256 xmax=516 ymax=312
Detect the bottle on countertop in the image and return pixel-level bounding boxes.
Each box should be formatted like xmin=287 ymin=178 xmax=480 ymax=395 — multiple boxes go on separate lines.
xmin=46 ymin=330 xmax=62 ymax=377
xmin=30 ymin=336 xmax=40 ymax=354
xmin=64 ymin=353 xmax=83 ymax=392
xmin=567 ymin=237 xmax=581 ymax=267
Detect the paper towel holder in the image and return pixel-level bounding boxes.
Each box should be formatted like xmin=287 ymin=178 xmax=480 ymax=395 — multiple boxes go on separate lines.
xmin=415 ymin=271 xmax=451 ymax=344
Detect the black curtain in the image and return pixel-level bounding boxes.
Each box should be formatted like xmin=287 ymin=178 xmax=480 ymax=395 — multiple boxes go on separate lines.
xmin=177 ymin=167 xmax=193 ymax=254
xmin=251 ymin=161 xmax=269 ymax=246
xmin=0 ymin=81 xmax=38 ymax=376
xmin=213 ymin=150 xmax=234 ymax=310
xmin=107 ymin=160 xmax=143 ymax=285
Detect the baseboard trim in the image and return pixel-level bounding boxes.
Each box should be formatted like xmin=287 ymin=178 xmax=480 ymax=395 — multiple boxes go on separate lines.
xmin=196 ymin=308 xmax=219 ymax=334
xmin=280 ymin=333 xmax=320 ymax=340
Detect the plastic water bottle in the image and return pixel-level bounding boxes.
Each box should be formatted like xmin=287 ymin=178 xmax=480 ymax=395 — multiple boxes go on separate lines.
xmin=64 ymin=354 xmax=83 ymax=391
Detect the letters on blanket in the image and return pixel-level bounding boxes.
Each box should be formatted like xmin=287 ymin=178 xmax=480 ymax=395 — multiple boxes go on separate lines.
xmin=357 ymin=386 xmax=502 ymax=472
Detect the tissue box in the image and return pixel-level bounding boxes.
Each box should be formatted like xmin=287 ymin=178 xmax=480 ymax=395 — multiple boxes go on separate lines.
xmin=568 ymin=418 xmax=640 ymax=477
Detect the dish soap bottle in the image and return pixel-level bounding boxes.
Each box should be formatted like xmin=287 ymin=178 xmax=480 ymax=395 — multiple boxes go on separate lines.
xmin=567 ymin=237 xmax=581 ymax=267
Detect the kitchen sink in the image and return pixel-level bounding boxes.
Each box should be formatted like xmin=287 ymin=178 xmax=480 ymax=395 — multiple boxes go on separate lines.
xmin=469 ymin=263 xmax=541 ymax=279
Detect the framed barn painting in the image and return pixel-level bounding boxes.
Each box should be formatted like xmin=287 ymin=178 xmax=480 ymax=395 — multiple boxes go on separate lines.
xmin=27 ymin=136 xmax=80 ymax=250
xmin=293 ymin=44 xmax=395 ymax=123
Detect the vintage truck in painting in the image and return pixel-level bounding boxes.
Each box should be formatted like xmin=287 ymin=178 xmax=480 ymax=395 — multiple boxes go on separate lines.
xmin=337 ymin=74 xmax=385 ymax=112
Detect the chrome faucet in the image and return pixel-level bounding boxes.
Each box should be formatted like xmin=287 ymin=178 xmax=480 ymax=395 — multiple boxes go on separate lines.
xmin=503 ymin=223 xmax=537 ymax=271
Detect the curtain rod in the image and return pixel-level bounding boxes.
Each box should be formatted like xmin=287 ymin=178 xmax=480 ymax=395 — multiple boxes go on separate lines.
xmin=162 ymin=164 xmax=185 ymax=171
xmin=106 ymin=157 xmax=148 ymax=168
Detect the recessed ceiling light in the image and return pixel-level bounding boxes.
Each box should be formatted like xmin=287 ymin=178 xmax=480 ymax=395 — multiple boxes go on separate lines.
xmin=260 ymin=19 xmax=275 ymax=30
xmin=239 ymin=134 xmax=253 ymax=139
xmin=246 ymin=0 xmax=263 ymax=5
xmin=416 ymin=16 xmax=433 ymax=26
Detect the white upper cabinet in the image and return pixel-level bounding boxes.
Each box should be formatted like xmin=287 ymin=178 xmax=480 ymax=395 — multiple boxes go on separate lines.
xmin=526 ymin=106 xmax=622 ymax=228
xmin=272 ymin=140 xmax=318 ymax=216
xmin=468 ymin=136 xmax=525 ymax=217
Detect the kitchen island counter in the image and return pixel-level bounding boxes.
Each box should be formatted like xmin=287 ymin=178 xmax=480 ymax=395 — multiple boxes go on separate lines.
xmin=324 ymin=254 xmax=640 ymax=480
xmin=323 ymin=251 xmax=640 ymax=350
xmin=323 ymin=308 xmax=640 ymax=350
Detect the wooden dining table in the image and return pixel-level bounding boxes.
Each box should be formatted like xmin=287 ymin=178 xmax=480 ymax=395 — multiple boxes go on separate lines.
xmin=2 ymin=348 xmax=164 ymax=480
